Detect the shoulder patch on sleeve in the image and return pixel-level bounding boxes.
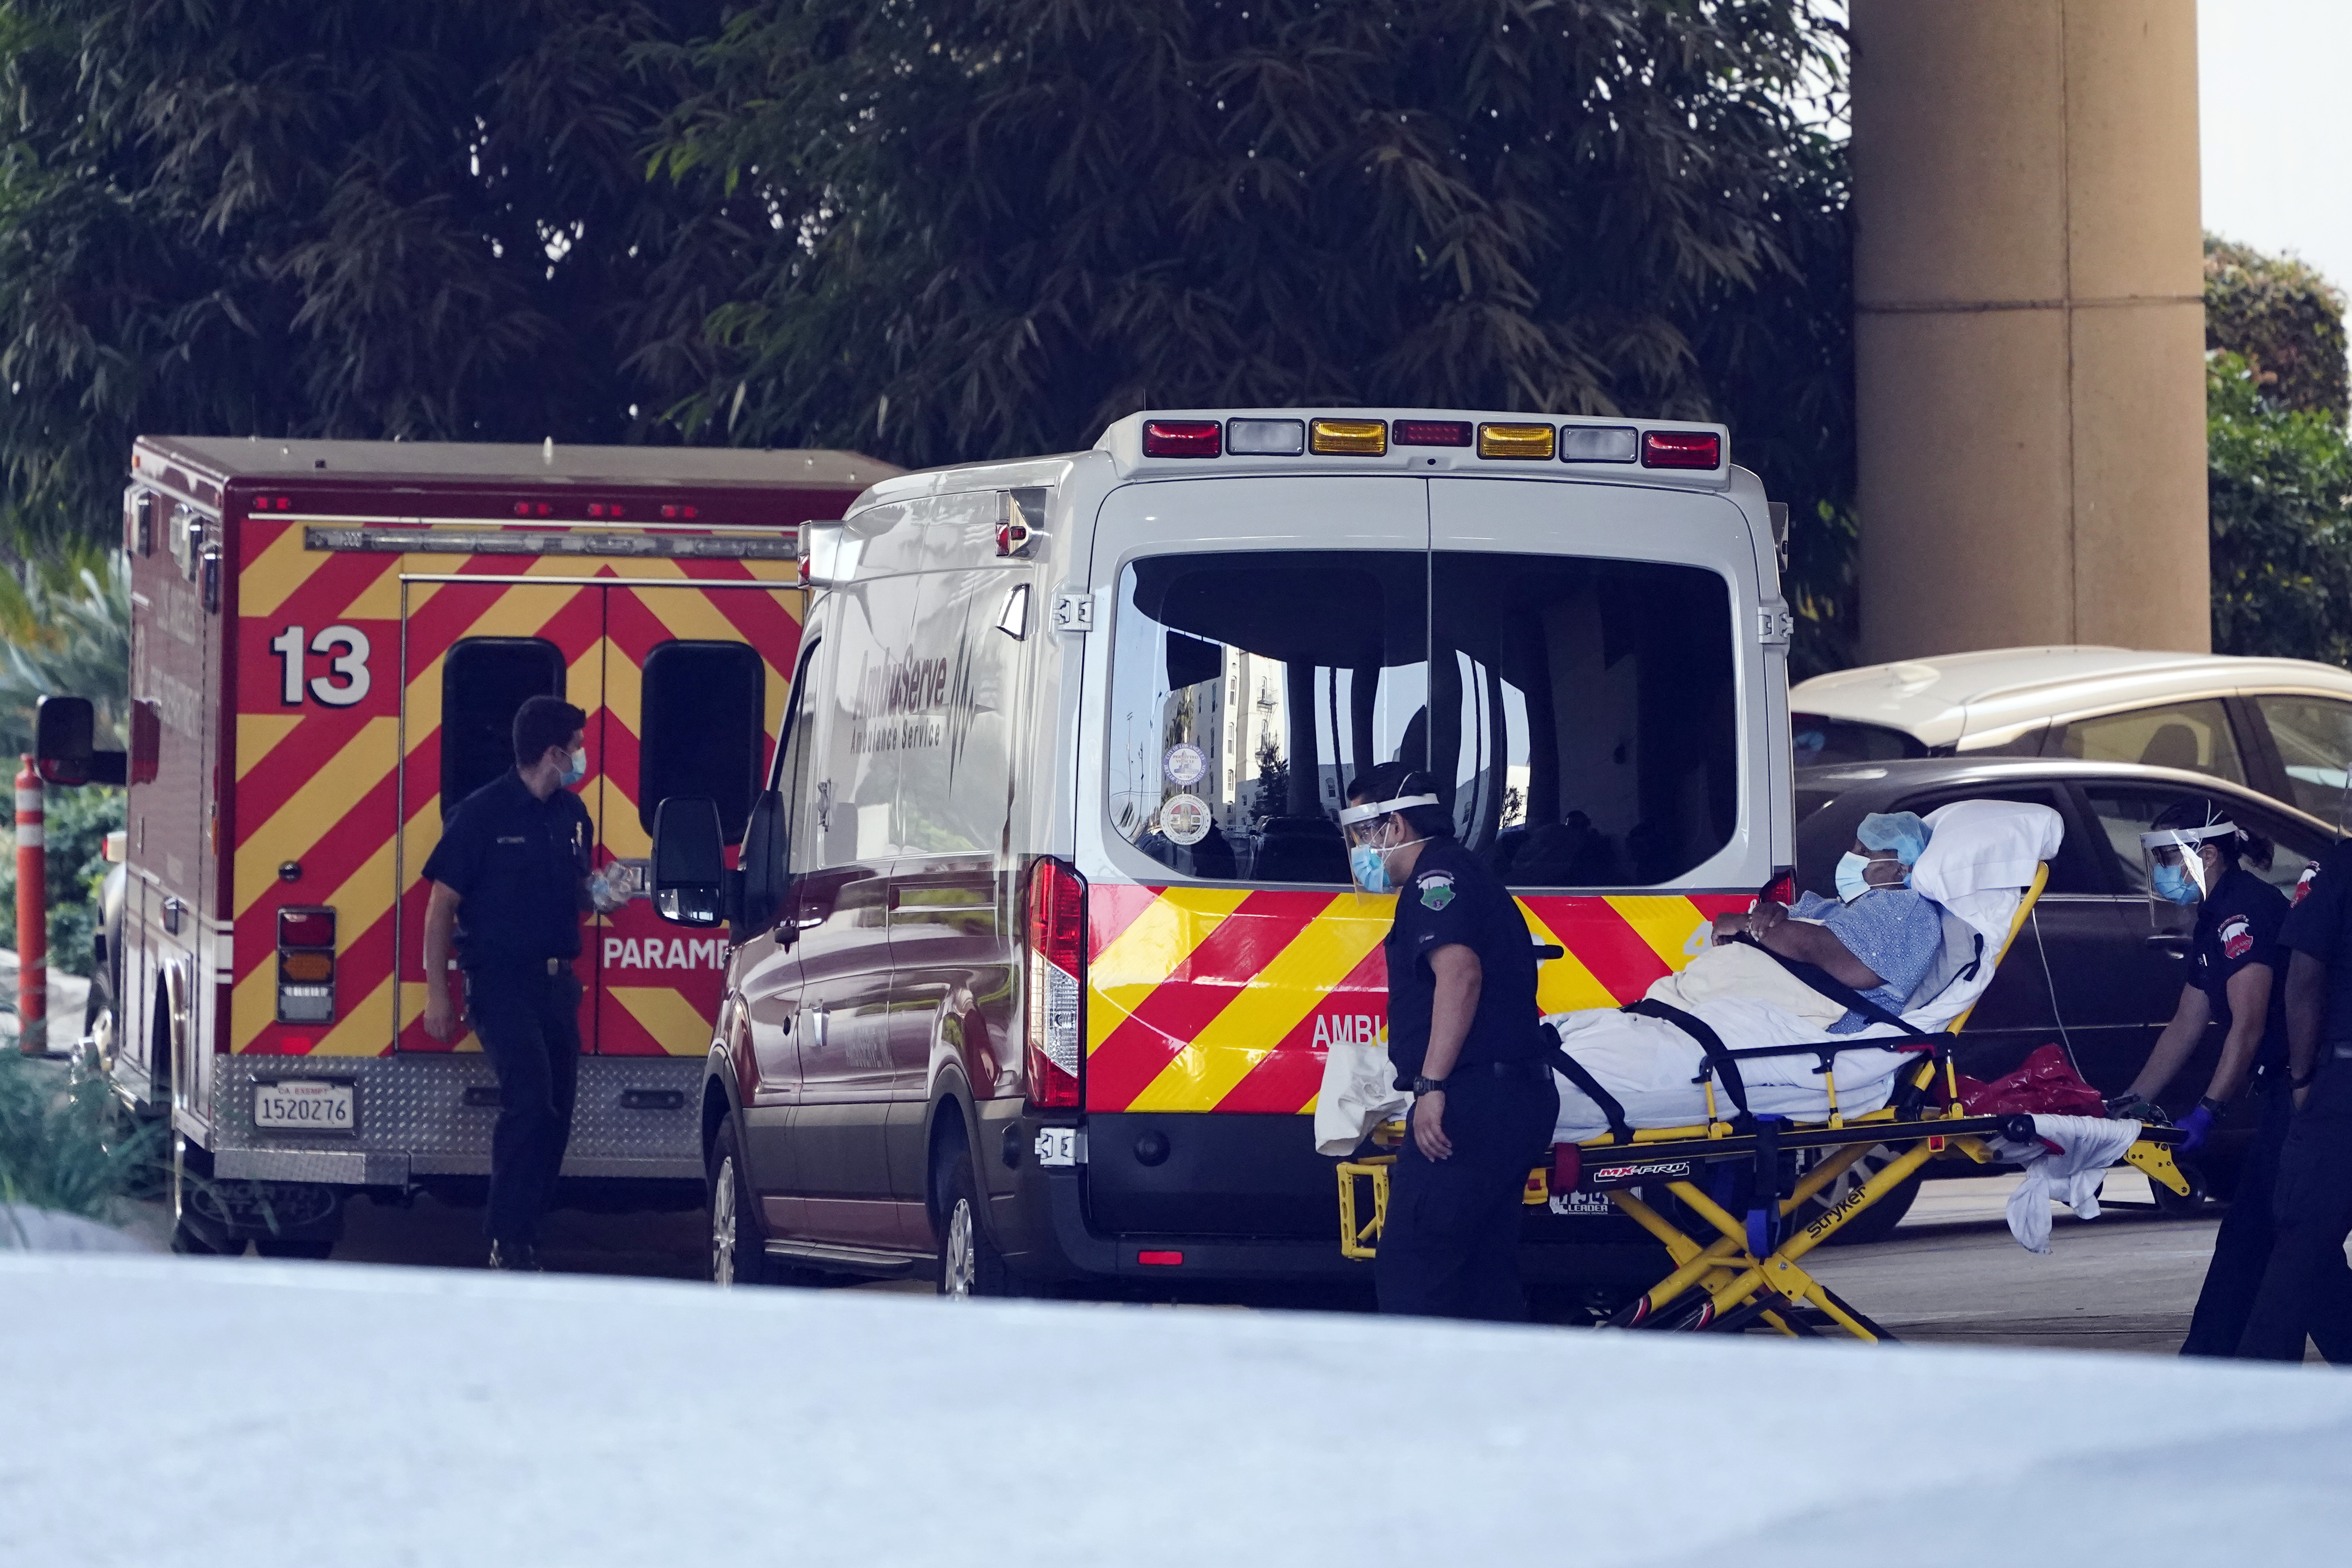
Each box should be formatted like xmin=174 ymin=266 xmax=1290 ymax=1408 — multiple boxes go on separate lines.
xmin=1417 ymin=871 xmax=1456 ymax=910
xmin=2295 ymin=864 xmax=2321 ymax=906
xmin=2221 ymin=913 xmax=2255 ymax=961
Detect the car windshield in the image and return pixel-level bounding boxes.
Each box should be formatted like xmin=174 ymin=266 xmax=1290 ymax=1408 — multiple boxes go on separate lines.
xmin=1107 ymin=548 xmax=1737 ymax=887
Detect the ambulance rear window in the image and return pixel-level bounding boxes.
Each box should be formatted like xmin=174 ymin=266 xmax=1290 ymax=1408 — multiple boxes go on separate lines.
xmin=1109 ymin=550 xmax=1739 ymax=887
xmin=441 ymin=637 xmax=566 ymax=813
xmin=640 ymin=640 xmax=766 ymax=840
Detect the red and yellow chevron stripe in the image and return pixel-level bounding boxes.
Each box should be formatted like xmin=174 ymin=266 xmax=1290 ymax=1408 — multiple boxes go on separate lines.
xmin=1082 ymin=884 xmax=1749 ymax=1113
xmin=228 ymin=515 xmax=801 ymax=1060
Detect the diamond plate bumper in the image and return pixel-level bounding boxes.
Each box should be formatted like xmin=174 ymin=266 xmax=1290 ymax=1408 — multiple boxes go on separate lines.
xmin=205 ymin=1053 xmax=705 ymax=1186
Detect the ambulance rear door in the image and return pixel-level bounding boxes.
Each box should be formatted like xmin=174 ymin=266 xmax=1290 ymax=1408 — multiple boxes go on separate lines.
xmin=395 ymin=572 xmax=607 ymax=1052
xmin=594 ymin=570 xmax=803 ymax=1059
xmin=1425 ymin=476 xmax=1764 ymax=1013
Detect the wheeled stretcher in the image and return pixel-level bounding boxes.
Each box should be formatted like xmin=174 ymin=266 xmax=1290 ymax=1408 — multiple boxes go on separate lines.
xmin=1329 ymin=800 xmax=2194 ymax=1340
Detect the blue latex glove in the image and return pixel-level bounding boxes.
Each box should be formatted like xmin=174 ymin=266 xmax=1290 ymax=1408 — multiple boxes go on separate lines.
xmin=2176 ymin=1104 xmax=2214 ymax=1154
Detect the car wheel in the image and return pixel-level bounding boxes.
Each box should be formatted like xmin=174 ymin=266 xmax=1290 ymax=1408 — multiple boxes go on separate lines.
xmin=708 ymin=1121 xmax=774 ymax=1287
xmin=254 ymin=1238 xmax=334 ymax=1260
xmin=1795 ymin=1143 xmax=1922 ymax=1246
xmin=934 ymin=1135 xmax=1009 ymax=1299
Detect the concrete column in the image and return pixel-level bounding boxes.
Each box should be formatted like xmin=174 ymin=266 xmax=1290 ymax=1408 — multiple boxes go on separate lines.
xmin=1850 ymin=0 xmax=2207 ymax=662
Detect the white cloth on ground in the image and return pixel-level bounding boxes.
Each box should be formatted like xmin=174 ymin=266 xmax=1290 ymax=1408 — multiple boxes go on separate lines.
xmin=1990 ymin=1113 xmax=2144 ymax=1253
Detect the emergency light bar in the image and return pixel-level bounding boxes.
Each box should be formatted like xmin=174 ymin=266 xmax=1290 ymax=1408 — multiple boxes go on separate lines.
xmin=1108 ymin=410 xmax=1728 ymax=477
xmin=303 ymin=526 xmax=798 ymax=560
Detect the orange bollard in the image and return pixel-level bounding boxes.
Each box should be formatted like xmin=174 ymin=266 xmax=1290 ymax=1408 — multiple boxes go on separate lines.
xmin=16 ymin=757 xmax=42 ymax=1056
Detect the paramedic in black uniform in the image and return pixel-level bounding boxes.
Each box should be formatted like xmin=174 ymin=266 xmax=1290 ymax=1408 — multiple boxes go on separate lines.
xmin=2100 ymin=801 xmax=2303 ymax=1357
xmin=1341 ymin=763 xmax=1558 ymax=1320
xmin=2236 ymin=833 xmax=2352 ymax=1360
xmin=420 ymin=696 xmax=599 ymax=1271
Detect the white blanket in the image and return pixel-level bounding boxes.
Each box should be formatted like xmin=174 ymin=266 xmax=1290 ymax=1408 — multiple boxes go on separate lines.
xmin=1990 ymin=1113 xmax=2144 ymax=1253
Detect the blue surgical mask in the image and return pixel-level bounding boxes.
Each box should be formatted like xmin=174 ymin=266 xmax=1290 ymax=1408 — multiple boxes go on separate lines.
xmin=558 ymin=747 xmax=587 ymax=788
xmin=1349 ymin=843 xmax=1393 ymax=895
xmin=2152 ymin=861 xmax=2200 ymax=906
xmin=1834 ymin=851 xmax=1873 ymax=902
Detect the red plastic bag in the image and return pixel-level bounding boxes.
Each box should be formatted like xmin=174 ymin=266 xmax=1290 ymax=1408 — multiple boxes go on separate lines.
xmin=1947 ymin=1043 xmax=2105 ymax=1118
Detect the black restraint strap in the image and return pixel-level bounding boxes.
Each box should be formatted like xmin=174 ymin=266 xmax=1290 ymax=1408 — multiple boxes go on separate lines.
xmin=1625 ymin=997 xmax=1751 ymax=1117
xmin=1724 ymin=933 xmax=1938 ymax=1043
xmin=1548 ymin=1034 xmax=1634 ymax=1143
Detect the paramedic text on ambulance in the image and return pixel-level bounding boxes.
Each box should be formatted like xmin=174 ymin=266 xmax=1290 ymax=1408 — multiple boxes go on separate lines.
xmin=1343 ymin=764 xmax=1558 ymax=1321
xmin=2236 ymin=833 xmax=2352 ymax=1360
xmin=421 ymin=696 xmax=619 ymax=1270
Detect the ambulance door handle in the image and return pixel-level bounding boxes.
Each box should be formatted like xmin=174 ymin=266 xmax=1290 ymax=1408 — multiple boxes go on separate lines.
xmin=2143 ymin=934 xmax=2189 ymax=954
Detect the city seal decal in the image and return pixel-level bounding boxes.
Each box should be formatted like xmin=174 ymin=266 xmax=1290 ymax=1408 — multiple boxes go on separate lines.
xmin=1418 ymin=872 xmax=1455 ymax=911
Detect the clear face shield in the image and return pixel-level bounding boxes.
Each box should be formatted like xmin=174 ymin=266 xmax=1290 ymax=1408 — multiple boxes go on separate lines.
xmin=2140 ymin=822 xmax=2235 ymax=918
xmin=1337 ymin=793 xmax=1440 ymax=898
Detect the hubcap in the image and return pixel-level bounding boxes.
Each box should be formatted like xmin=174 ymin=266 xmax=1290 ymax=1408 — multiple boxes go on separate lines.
xmin=1808 ymin=1144 xmax=1892 ymax=1212
xmin=943 ymin=1196 xmax=976 ymax=1298
xmin=711 ymin=1155 xmax=738 ymax=1287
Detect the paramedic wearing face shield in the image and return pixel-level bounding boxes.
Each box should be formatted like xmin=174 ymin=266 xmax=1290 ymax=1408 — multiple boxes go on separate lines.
xmin=2105 ymin=801 xmax=2316 ymax=1359
xmin=1343 ymin=763 xmax=1557 ymax=1320
xmin=420 ymin=696 xmax=628 ymax=1270
xmin=2235 ymin=827 xmax=2352 ymax=1361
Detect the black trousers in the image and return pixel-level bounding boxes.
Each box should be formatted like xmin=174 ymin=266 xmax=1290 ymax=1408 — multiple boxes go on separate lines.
xmin=2181 ymin=1075 xmax=2293 ymax=1357
xmin=467 ymin=962 xmax=584 ymax=1248
xmin=2236 ymin=1056 xmax=2352 ymax=1362
xmin=1376 ymin=1064 xmax=1560 ymax=1321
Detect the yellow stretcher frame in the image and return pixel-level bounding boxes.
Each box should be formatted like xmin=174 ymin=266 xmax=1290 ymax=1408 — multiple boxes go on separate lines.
xmin=1335 ymin=864 xmax=2195 ymax=1339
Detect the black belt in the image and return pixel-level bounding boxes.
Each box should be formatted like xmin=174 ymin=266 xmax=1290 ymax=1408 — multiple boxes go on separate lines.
xmin=1425 ymin=1058 xmax=1551 ymax=1084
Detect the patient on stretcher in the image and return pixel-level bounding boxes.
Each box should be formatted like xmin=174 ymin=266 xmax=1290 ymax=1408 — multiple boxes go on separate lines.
xmin=1696 ymin=811 xmax=1945 ymax=1033
xmin=1310 ymin=798 xmax=2067 ymax=1155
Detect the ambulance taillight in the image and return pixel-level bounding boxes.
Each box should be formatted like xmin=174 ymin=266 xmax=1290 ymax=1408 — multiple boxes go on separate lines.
xmin=1023 ymin=859 xmax=1086 ymax=1109
xmin=276 ymin=907 xmax=337 ymax=1025
xmin=1141 ymin=420 xmax=1221 ymax=458
xmin=1641 ymin=430 xmax=1721 ymax=469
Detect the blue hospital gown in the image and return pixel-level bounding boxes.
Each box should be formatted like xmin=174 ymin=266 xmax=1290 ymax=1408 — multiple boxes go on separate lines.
xmin=1788 ymin=888 xmax=1947 ymax=1033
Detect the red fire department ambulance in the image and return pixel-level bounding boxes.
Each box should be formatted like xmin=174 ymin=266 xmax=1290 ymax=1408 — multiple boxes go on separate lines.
xmin=45 ymin=438 xmax=890 ymax=1255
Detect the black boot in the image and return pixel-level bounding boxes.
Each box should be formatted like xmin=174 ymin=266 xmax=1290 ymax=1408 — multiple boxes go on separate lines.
xmin=487 ymin=1239 xmax=541 ymax=1271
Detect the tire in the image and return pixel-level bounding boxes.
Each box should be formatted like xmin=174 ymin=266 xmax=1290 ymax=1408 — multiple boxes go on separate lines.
xmin=708 ymin=1120 xmax=775 ymax=1287
xmin=1794 ymin=1143 xmax=1923 ymax=1246
xmin=168 ymin=1136 xmax=230 ymax=1256
xmin=934 ymin=1134 xmax=1009 ymax=1299
xmin=254 ymin=1238 xmax=334 ymax=1260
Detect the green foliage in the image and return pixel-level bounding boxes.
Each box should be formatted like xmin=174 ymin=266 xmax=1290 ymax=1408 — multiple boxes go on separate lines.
xmin=0 ymin=1050 xmax=157 ymax=1224
xmin=651 ymin=0 xmax=1856 ymax=658
xmin=0 ymin=553 xmax=129 ymax=754
xmin=2205 ymin=235 xmax=2349 ymax=422
xmin=0 ymin=0 xmax=736 ymax=556
xmin=2206 ymin=351 xmax=2352 ymax=666
xmin=0 ymin=784 xmax=123 ymax=977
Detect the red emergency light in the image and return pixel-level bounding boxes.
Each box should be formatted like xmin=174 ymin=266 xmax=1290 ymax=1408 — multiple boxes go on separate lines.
xmin=1391 ymin=420 xmax=1473 ymax=447
xmin=1137 ymin=1251 xmax=1184 ymax=1267
xmin=1641 ymin=430 xmax=1721 ymax=469
xmin=1141 ymin=420 xmax=1222 ymax=458
xmin=659 ymin=504 xmax=700 ymax=520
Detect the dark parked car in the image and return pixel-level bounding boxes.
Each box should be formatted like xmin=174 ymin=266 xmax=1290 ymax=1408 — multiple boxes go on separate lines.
xmin=1793 ymin=755 xmax=2339 ymax=1232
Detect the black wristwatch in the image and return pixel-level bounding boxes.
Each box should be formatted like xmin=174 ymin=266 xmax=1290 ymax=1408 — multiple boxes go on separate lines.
xmin=2196 ymin=1095 xmax=2230 ymax=1117
xmin=1412 ymin=1075 xmax=1450 ymax=1096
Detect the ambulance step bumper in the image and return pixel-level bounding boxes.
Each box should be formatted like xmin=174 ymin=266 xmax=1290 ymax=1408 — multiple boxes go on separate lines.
xmin=202 ymin=1054 xmax=705 ymax=1186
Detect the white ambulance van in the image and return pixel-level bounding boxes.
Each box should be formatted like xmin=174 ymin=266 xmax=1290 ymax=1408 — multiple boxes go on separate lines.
xmin=651 ymin=409 xmax=1794 ymax=1294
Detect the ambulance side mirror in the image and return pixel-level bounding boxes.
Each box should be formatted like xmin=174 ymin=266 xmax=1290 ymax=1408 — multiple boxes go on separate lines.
xmin=652 ymin=795 xmax=733 ymax=928
xmin=34 ymin=696 xmax=127 ymax=787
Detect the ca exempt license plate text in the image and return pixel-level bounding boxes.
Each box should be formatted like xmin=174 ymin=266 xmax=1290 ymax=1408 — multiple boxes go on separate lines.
xmin=254 ymin=1081 xmax=354 ymax=1130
